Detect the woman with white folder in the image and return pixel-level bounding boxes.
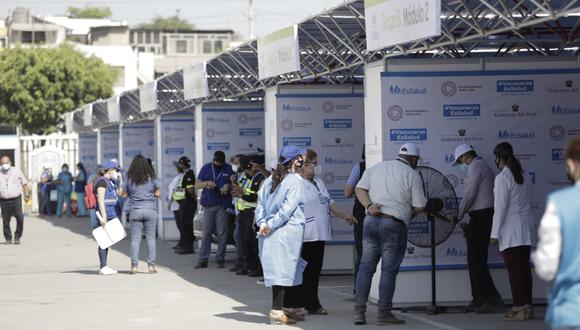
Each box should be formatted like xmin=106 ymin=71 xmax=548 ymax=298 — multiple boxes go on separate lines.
xmin=94 ymin=160 xmax=122 ymax=275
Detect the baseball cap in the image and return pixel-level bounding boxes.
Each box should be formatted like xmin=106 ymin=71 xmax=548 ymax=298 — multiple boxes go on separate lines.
xmin=280 ymin=145 xmax=305 ymax=165
xmin=213 ymin=151 xmax=226 ymax=164
xmin=103 ymin=160 xmax=119 ymax=170
xmin=452 ymin=144 xmax=475 ymax=166
xmin=174 ymin=156 xmax=191 ymax=167
xmin=398 ymin=143 xmax=420 ymax=157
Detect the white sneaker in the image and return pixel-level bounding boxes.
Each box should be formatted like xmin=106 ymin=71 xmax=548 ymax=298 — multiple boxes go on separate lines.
xmin=98 ymin=266 xmax=118 ymax=275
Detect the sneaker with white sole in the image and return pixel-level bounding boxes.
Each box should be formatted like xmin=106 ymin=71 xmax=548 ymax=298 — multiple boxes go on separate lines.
xmin=98 ymin=266 xmax=118 ymax=275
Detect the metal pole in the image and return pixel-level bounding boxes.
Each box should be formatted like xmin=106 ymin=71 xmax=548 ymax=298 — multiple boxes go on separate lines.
xmin=248 ymin=0 xmax=255 ymax=39
xmin=154 ymin=115 xmax=164 ymax=239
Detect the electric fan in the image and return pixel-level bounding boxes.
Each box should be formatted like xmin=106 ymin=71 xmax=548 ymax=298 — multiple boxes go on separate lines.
xmin=401 ymin=165 xmax=464 ymax=315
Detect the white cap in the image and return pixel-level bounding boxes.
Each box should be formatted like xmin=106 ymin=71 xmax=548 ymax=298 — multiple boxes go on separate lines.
xmin=398 ymin=143 xmax=420 ymax=157
xmin=452 ymin=144 xmax=475 ymax=166
xmin=269 ymin=159 xmax=278 ymax=171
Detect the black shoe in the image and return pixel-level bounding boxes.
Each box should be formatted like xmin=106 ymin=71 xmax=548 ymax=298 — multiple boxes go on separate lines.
xmin=4 ymin=239 xmax=12 ymax=245
xmin=172 ymin=244 xmax=181 ymax=250
xmin=217 ymin=262 xmax=225 ymax=269
xmin=354 ymin=311 xmax=366 ymax=325
xmin=175 ymin=248 xmax=195 ymax=255
xmin=248 ymin=270 xmax=261 ymax=277
xmin=229 ymin=264 xmax=242 ymax=272
xmin=13 ymin=238 xmax=20 ymax=245
xmin=476 ymin=301 xmax=505 ymax=314
xmin=236 ymin=269 xmax=249 ymax=275
xmin=465 ymin=299 xmax=484 ymax=312
xmin=377 ymin=311 xmax=405 ymax=325
xmin=194 ymin=262 xmax=208 ymax=269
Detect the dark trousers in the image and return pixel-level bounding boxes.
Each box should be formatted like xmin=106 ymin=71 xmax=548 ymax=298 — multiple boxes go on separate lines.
xmin=301 ymin=241 xmax=325 ymax=311
xmin=466 ymin=208 xmax=501 ymax=303
xmin=273 ymin=285 xmax=292 ymax=310
xmin=173 ymin=210 xmax=184 ymax=247
xmin=501 ymin=245 xmax=533 ymax=306
xmin=178 ymin=200 xmax=196 ymax=250
xmin=1 ymin=197 xmax=24 ymax=241
xmin=353 ymin=209 xmax=366 ymax=288
xmin=239 ymin=209 xmax=259 ymax=271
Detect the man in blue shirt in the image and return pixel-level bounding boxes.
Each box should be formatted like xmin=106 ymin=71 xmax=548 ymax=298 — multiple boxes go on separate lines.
xmin=194 ymin=151 xmax=234 ymax=269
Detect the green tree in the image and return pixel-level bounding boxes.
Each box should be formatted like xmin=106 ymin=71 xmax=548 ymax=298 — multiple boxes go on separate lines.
xmin=67 ymin=6 xmax=112 ymax=19
xmin=136 ymin=15 xmax=194 ymax=30
xmin=0 ymin=45 xmax=117 ymax=134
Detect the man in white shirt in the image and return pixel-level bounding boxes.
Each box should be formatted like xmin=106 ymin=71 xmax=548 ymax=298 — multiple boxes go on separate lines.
xmin=353 ymin=143 xmax=427 ymax=325
xmin=452 ymin=144 xmax=503 ymax=313
xmin=534 ymin=136 xmax=580 ymax=330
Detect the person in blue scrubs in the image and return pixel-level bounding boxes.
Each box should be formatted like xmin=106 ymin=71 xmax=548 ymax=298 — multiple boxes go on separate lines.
xmin=255 ymin=145 xmax=306 ymax=325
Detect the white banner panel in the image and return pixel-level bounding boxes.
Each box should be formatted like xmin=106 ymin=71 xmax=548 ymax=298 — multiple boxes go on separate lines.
xmin=106 ymin=96 xmax=121 ymax=123
xmin=65 ymin=112 xmax=74 ymax=134
xmin=79 ymin=133 xmax=98 ymax=175
xmin=276 ymin=93 xmax=365 ymax=242
xmin=139 ymin=81 xmax=157 ymax=112
xmin=100 ymin=126 xmax=119 ymax=162
xmin=381 ymin=68 xmax=580 ymax=270
xmin=183 ymin=62 xmax=210 ymax=100
xmin=83 ymin=104 xmax=93 ymax=127
xmin=365 ymin=0 xmax=441 ymax=51
xmin=201 ymin=105 xmax=265 ymax=165
xmin=121 ymin=122 xmax=155 ymax=168
xmin=258 ymin=25 xmax=300 ymax=80
xmin=160 ymin=113 xmax=195 ymax=239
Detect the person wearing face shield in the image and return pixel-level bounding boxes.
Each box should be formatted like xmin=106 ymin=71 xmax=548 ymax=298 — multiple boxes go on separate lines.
xmin=229 ymin=154 xmax=247 ymax=272
xmin=352 ymin=143 xmax=427 ymax=325
xmin=54 ymin=164 xmax=74 ymax=217
xmin=534 ymin=136 xmax=580 ymax=330
xmin=93 ymin=160 xmax=122 ymax=275
xmin=282 ymin=149 xmax=356 ymax=320
xmin=255 ymin=145 xmax=307 ymax=325
xmin=451 ymin=144 xmax=503 ymax=313
xmin=0 ymin=156 xmax=30 ymax=245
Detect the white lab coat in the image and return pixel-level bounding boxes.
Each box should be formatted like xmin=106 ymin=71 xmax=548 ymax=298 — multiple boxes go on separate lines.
xmin=490 ymin=168 xmax=537 ymax=251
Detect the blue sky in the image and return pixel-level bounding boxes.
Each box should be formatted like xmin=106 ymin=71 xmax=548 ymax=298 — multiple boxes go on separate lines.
xmin=0 ymin=0 xmax=340 ymax=40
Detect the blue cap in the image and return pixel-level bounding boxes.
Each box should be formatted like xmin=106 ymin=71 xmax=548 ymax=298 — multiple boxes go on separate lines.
xmin=103 ymin=160 xmax=119 ymax=170
xmin=279 ymin=145 xmax=305 ymax=165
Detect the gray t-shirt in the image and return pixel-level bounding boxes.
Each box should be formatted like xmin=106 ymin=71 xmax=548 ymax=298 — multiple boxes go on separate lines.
xmin=123 ymin=179 xmax=159 ymax=210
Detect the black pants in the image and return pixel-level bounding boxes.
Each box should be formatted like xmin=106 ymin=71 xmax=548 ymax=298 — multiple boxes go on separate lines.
xmin=178 ymin=200 xmax=197 ymax=250
xmin=1 ymin=197 xmax=24 ymax=241
xmin=466 ymin=208 xmax=501 ymax=303
xmin=301 ymin=241 xmax=326 ymax=311
xmin=173 ymin=210 xmax=184 ymax=247
xmin=272 ymin=285 xmax=293 ymax=310
xmin=239 ymin=209 xmax=259 ymax=271
xmin=353 ymin=209 xmax=366 ymax=288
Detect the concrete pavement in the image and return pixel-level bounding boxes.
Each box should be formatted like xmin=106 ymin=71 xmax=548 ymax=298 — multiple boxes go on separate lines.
xmin=0 ymin=214 xmax=549 ymax=330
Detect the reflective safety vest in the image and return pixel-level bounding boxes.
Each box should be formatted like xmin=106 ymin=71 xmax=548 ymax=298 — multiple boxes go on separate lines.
xmin=172 ymin=170 xmax=192 ymax=201
xmin=235 ymin=174 xmax=258 ymax=211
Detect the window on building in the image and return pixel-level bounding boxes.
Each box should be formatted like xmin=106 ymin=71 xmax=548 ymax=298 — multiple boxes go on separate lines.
xmin=138 ymin=46 xmax=145 ymax=52
xmin=203 ymin=40 xmax=212 ymax=54
xmin=130 ymin=32 xmax=134 ymax=43
xmin=145 ymin=31 xmax=151 ymax=44
xmin=176 ymin=39 xmax=187 ymax=54
xmin=153 ymin=32 xmax=160 ymax=43
xmin=137 ymin=32 xmax=143 ymax=43
xmin=150 ymin=47 xmax=156 ymax=53
xmin=21 ymin=31 xmax=46 ymax=44
xmin=214 ymin=40 xmax=223 ymax=53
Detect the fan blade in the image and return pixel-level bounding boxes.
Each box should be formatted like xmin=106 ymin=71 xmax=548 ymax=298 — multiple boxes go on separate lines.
xmin=433 ymin=212 xmax=452 ymax=223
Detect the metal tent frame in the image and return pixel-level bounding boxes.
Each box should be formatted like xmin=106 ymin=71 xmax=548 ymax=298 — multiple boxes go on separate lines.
xmin=71 ymin=0 xmax=580 ymax=132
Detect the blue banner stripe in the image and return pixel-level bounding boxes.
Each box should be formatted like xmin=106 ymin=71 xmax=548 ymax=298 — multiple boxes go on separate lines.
xmin=276 ymin=93 xmax=364 ymax=98
xmin=381 ymin=68 xmax=580 ymax=77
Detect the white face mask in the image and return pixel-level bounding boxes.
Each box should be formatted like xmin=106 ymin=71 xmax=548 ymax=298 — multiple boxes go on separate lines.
xmin=1 ymin=164 xmax=10 ymax=171
xmin=109 ymin=172 xmax=119 ymax=181
xmin=314 ymin=165 xmax=322 ymax=177
xmin=232 ymin=164 xmax=239 ymax=173
xmin=460 ymin=163 xmax=469 ymax=173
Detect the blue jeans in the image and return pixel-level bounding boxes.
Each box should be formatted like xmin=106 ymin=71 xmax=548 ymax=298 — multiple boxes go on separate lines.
xmin=76 ymin=192 xmax=87 ymax=216
xmin=91 ymin=212 xmax=108 ymax=269
xmin=129 ymin=208 xmax=157 ymax=267
xmin=233 ymin=215 xmax=244 ymax=266
xmin=199 ymin=205 xmax=228 ymax=263
xmin=56 ymin=191 xmax=72 ymax=217
xmin=355 ymin=215 xmax=407 ymax=312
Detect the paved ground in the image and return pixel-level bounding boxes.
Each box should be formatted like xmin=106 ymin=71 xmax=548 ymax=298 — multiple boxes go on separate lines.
xmin=0 ymin=214 xmax=550 ymax=330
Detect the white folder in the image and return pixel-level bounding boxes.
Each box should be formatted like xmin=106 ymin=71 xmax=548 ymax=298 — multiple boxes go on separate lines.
xmin=92 ymin=213 xmax=126 ymax=249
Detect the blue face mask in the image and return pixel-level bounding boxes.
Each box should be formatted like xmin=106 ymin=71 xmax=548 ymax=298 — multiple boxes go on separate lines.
xmin=460 ymin=163 xmax=469 ymax=173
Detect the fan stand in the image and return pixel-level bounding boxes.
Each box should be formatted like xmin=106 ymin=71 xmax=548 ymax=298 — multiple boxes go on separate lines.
xmin=401 ymin=213 xmax=467 ymax=315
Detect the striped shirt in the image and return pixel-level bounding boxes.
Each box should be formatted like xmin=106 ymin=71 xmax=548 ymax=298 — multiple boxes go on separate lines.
xmin=0 ymin=167 xmax=28 ymax=199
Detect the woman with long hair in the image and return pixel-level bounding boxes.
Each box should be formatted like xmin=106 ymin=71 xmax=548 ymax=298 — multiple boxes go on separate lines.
xmin=490 ymin=142 xmax=537 ymax=320
xmin=121 ymin=155 xmax=160 ymax=275
xmin=255 ymin=145 xmax=306 ymax=325
xmin=74 ymin=163 xmax=88 ymax=217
